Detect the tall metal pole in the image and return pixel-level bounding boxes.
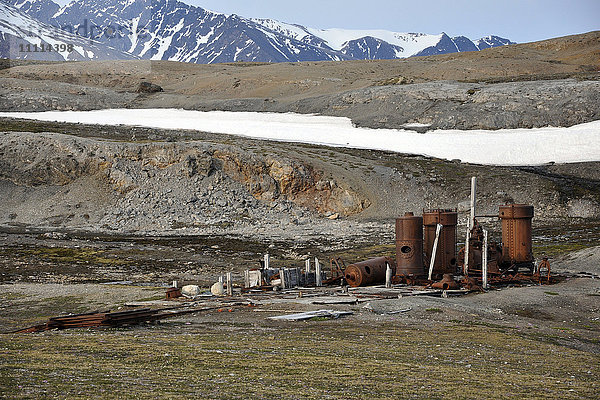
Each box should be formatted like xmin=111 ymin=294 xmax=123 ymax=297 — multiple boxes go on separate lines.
xmin=482 ymin=230 xmax=488 ymax=289
xmin=464 ymin=225 xmax=470 ymax=276
xmin=315 ymin=258 xmax=322 ymax=287
xmin=470 ymin=177 xmax=477 ymax=230
xmin=226 ymin=272 xmax=233 ymax=296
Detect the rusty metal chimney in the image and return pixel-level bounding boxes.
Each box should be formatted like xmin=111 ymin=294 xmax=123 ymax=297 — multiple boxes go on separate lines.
xmin=423 ymin=209 xmax=458 ymax=275
xmin=499 ymin=204 xmax=534 ymax=266
xmin=395 ymin=212 xmax=424 ymax=276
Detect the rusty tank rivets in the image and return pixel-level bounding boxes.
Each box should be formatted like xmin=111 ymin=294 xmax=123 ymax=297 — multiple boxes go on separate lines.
xmin=499 ymin=204 xmax=534 ymax=267
xmin=423 ymin=209 xmax=458 ymax=276
xmin=395 ymin=212 xmax=424 ymax=276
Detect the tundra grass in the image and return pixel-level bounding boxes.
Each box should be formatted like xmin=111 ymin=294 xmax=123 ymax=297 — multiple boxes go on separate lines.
xmin=0 ymin=319 xmax=597 ymax=399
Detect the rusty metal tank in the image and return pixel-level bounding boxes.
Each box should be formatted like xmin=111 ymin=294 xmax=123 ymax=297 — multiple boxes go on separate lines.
xmin=395 ymin=212 xmax=424 ymax=276
xmin=423 ymin=209 xmax=458 ymax=275
xmin=499 ymin=204 xmax=534 ymax=265
xmin=344 ymin=257 xmax=396 ymax=287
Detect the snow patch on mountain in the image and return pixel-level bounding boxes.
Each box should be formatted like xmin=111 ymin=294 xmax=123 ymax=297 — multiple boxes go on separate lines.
xmin=0 ymin=2 xmax=137 ymax=61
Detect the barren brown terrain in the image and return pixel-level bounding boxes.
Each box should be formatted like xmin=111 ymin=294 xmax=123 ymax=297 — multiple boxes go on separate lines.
xmin=0 ymin=31 xmax=599 ymax=399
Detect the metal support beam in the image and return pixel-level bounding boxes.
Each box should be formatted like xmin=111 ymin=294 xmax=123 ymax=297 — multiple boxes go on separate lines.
xmin=428 ymin=223 xmax=443 ymax=281
xmin=482 ymin=230 xmax=488 ymax=289
xmin=470 ymin=176 xmax=477 ymax=230
xmin=315 ymin=258 xmax=322 ymax=287
xmin=464 ymin=225 xmax=470 ymax=276
xmin=226 ymin=272 xmax=233 ymax=296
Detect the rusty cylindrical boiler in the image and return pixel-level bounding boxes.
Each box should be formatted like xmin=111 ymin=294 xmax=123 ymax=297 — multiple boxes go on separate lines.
xmin=423 ymin=209 xmax=458 ymax=275
xmin=345 ymin=257 xmax=396 ymax=287
xmin=395 ymin=212 xmax=424 ymax=276
xmin=499 ymin=204 xmax=534 ymax=266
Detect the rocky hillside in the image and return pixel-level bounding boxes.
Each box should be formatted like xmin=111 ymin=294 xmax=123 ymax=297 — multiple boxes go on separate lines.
xmin=0 ymin=31 xmax=598 ymax=239
xmin=1 ymin=120 xmax=599 ymax=240
xmin=1 ymin=32 xmax=597 ymax=129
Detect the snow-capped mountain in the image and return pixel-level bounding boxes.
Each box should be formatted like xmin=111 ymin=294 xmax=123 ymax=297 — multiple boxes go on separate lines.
xmin=3 ymin=0 xmax=515 ymax=63
xmin=0 ymin=2 xmax=137 ymax=60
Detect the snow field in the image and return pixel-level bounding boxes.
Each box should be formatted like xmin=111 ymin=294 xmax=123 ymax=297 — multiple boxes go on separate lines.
xmin=0 ymin=109 xmax=598 ymax=166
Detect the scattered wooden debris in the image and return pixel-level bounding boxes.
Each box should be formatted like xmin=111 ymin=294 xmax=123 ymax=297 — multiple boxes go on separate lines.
xmin=268 ymin=310 xmax=353 ymax=321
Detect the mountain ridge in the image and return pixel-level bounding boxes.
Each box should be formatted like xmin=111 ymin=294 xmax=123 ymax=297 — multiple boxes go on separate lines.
xmin=2 ymin=0 xmax=515 ymax=63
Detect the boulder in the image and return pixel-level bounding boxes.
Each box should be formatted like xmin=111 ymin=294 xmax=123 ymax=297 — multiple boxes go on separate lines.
xmin=211 ymin=282 xmax=225 ymax=296
xmin=181 ymin=285 xmax=201 ymax=297
xmin=137 ymin=81 xmax=163 ymax=93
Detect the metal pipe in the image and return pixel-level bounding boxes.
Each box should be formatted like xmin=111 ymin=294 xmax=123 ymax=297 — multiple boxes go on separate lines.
xmin=226 ymin=272 xmax=233 ymax=296
xmin=482 ymin=230 xmax=488 ymax=289
xmin=315 ymin=258 xmax=322 ymax=287
xmin=470 ymin=177 xmax=477 ymax=230
xmin=428 ymin=224 xmax=443 ymax=281
xmin=464 ymin=225 xmax=470 ymax=276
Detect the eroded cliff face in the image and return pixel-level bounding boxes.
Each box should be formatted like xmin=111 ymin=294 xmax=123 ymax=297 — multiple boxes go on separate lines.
xmin=0 ymin=132 xmax=368 ymax=232
xmin=211 ymin=150 xmax=367 ymax=215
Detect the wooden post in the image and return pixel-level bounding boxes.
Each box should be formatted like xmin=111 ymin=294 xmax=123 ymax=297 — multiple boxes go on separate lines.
xmin=244 ymin=270 xmax=250 ymax=288
xmin=226 ymin=272 xmax=233 ymax=296
xmin=482 ymin=229 xmax=488 ymax=289
xmin=385 ymin=263 xmax=392 ymax=288
xmin=305 ymin=258 xmax=311 ymax=273
xmin=315 ymin=258 xmax=322 ymax=287
xmin=428 ymin=223 xmax=443 ymax=281
xmin=470 ymin=176 xmax=477 ymax=230
xmin=218 ymin=275 xmax=224 ymax=284
xmin=464 ymin=225 xmax=470 ymax=276
xmin=279 ymin=268 xmax=286 ymax=289
xmin=264 ymin=253 xmax=270 ymax=270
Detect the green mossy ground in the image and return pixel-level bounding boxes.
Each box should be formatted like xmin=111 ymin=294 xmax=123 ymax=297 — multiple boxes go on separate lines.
xmin=0 ymin=321 xmax=597 ymax=399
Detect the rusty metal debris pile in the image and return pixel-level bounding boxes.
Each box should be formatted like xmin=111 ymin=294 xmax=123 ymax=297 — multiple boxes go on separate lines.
xmin=13 ymin=303 xmax=248 ymax=334
xmin=242 ymin=177 xmax=556 ymax=294
xmin=12 ymin=177 xmax=566 ymax=334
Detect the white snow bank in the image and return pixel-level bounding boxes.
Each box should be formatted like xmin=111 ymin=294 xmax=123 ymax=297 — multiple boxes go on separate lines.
xmin=1 ymin=109 xmax=598 ymax=166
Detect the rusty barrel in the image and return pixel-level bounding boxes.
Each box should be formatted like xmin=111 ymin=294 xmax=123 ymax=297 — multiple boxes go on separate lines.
xmin=395 ymin=212 xmax=424 ymax=276
xmin=423 ymin=209 xmax=458 ymax=275
xmin=499 ymin=204 xmax=534 ymax=265
xmin=345 ymin=257 xmax=396 ymax=287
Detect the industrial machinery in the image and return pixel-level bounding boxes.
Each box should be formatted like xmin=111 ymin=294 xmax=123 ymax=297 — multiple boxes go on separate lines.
xmin=345 ymin=257 xmax=396 ymax=287
xmin=459 ymin=203 xmax=535 ymax=276
xmin=498 ymin=204 xmax=534 ymax=270
xmin=423 ymin=209 xmax=458 ymax=276
xmin=395 ymin=212 xmax=424 ymax=276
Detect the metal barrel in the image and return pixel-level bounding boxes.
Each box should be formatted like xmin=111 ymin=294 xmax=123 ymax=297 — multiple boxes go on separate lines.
xmin=344 ymin=257 xmax=396 ymax=287
xmin=395 ymin=212 xmax=424 ymax=276
xmin=423 ymin=209 xmax=458 ymax=275
xmin=499 ymin=204 xmax=534 ymax=265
